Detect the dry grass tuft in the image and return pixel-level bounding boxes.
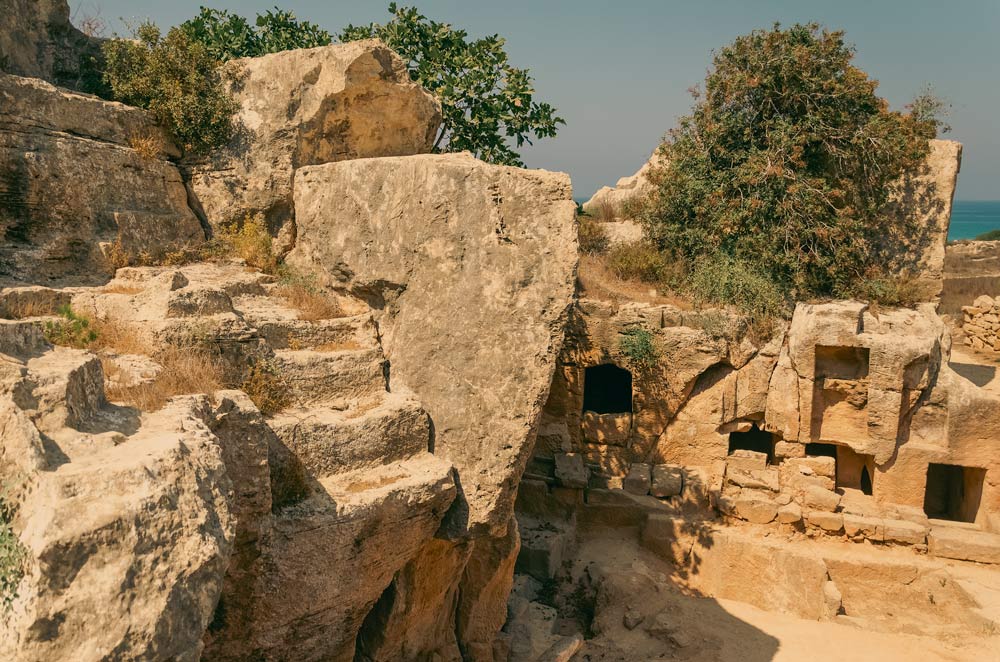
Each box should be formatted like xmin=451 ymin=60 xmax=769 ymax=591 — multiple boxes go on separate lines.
xmin=127 ymin=130 xmax=166 ymax=160
xmin=89 ymin=317 xmax=152 ymax=355
xmin=1 ymin=298 xmax=58 ymax=319
xmin=276 ymin=283 xmax=343 ymax=321
xmin=241 ymin=358 xmax=291 ymax=416
xmin=105 ymin=346 xmax=224 ymax=412
xmin=590 ymin=198 xmax=621 ymax=222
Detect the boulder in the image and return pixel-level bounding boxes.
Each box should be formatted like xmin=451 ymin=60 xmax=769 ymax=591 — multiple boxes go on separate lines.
xmin=0 ymin=0 xmax=103 ymax=91
xmin=582 ymin=147 xmax=666 ymax=218
xmin=289 ymin=151 xmax=577 ymax=656
xmin=0 ymin=395 xmax=235 ymax=662
xmin=554 ymin=452 xmax=589 ymax=488
xmin=650 ymin=464 xmax=684 ymax=498
xmin=623 ymin=463 xmax=652 ymax=495
xmin=0 ymin=73 xmax=203 ymax=284
xmin=187 ymin=40 xmax=441 ymax=248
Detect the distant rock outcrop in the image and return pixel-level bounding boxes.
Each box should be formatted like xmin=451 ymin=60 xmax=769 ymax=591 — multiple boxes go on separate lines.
xmin=186 ymin=40 xmax=442 ymax=251
xmin=0 ymin=0 xmax=103 ymax=91
xmin=582 ymin=147 xmax=666 ymax=218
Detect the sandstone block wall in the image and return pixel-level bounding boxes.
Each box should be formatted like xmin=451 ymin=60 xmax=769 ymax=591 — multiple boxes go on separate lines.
xmin=963 ymin=295 xmax=1000 ymax=352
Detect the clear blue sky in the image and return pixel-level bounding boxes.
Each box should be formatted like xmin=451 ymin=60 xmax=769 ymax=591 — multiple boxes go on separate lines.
xmin=71 ymin=0 xmax=1000 ymax=200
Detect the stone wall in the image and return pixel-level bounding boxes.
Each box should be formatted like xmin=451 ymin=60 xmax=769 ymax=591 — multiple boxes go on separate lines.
xmin=942 ymin=240 xmax=1000 ymax=315
xmin=963 ymin=295 xmax=1000 ymax=352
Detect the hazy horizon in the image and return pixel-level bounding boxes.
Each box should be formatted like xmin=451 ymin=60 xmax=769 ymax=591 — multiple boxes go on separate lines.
xmin=70 ymin=0 xmax=999 ymax=201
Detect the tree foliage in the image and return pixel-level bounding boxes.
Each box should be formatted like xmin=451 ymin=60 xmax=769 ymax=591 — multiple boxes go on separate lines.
xmin=102 ymin=22 xmax=237 ymax=154
xmin=179 ymin=6 xmax=332 ymax=61
xmin=643 ymin=23 xmax=940 ymax=305
xmin=339 ymin=3 xmax=563 ymax=166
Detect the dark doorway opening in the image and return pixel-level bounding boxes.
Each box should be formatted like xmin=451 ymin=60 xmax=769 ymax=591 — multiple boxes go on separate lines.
xmin=923 ymin=463 xmax=986 ymax=523
xmin=582 ymin=364 xmax=632 ymax=414
xmin=804 ymin=442 xmax=838 ymax=459
xmin=860 ymin=466 xmax=873 ymax=496
xmin=728 ymin=424 xmax=775 ymax=463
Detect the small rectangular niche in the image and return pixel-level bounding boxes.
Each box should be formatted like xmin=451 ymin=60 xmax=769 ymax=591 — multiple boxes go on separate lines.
xmin=923 ymin=463 xmax=986 ymax=523
xmin=835 ymin=446 xmax=874 ymax=495
xmin=815 ymin=345 xmax=870 ymax=380
xmin=582 ymin=364 xmax=633 ymax=414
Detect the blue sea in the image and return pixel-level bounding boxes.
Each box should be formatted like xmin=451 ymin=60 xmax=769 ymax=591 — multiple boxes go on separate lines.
xmin=949 ymin=200 xmax=1000 ymax=240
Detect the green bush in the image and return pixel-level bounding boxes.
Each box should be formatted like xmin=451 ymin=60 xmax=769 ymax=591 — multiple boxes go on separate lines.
xmin=44 ymin=305 xmax=98 ymax=348
xmin=578 ymin=217 xmax=609 ymax=254
xmin=102 ymin=22 xmax=238 ymax=155
xmin=689 ymin=254 xmax=786 ymax=324
xmin=619 ymin=327 xmax=658 ymax=369
xmin=340 ymin=4 xmax=563 ymax=166
xmin=0 ymin=492 xmax=26 ymax=612
xmin=179 ymin=7 xmax=331 ymax=61
xmin=976 ymin=229 xmax=1000 ymax=241
xmin=643 ymin=23 xmax=942 ymax=305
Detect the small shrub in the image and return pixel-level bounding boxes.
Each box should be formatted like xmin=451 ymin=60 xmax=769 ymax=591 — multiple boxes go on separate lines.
xmin=591 ymin=198 xmax=620 ymax=223
xmin=0 ymin=490 xmax=27 ymax=612
xmin=241 ymin=359 xmax=291 ymax=416
xmin=102 ymin=22 xmax=237 ymax=155
xmin=578 ymin=217 xmax=609 ymax=254
xmin=605 ymin=241 xmax=683 ymax=288
xmin=127 ymin=130 xmax=166 ymax=160
xmin=44 ymin=306 xmax=98 ymax=348
xmin=619 ymin=327 xmax=658 ymax=369
xmin=689 ymin=254 xmax=786 ymax=325
xmin=976 ymin=229 xmax=1000 ymax=241
xmin=846 ymin=272 xmax=929 ymax=308
xmin=216 ymin=214 xmax=279 ymax=274
xmin=620 ymin=195 xmax=647 ymax=220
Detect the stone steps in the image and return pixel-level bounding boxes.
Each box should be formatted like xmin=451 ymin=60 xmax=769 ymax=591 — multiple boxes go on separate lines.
xmin=272 ymin=347 xmax=386 ymax=406
xmin=268 ymin=389 xmax=431 ymax=479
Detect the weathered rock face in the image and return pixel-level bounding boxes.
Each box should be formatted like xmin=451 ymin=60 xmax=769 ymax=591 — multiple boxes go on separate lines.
xmin=0 ymin=323 xmax=235 ymax=662
xmin=582 ymin=147 xmax=666 ymax=218
xmin=289 ymin=152 xmax=578 ymax=657
xmin=885 ymin=139 xmax=962 ymax=297
xmin=0 ymin=73 xmax=203 ymax=285
xmin=0 ymin=0 xmax=103 ymax=91
xmin=942 ymin=240 xmax=1000 ymax=315
xmin=186 ymin=40 xmax=441 ymax=248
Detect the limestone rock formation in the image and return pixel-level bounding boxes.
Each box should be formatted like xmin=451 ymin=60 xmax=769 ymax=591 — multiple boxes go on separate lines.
xmin=0 ymin=0 xmax=103 ymax=91
xmin=0 ymin=322 xmax=234 ymax=662
xmin=186 ymin=40 xmax=442 ymax=248
xmin=0 ymin=73 xmax=202 ymax=284
xmin=290 ymin=152 xmax=578 ymax=657
xmin=582 ymin=147 xmax=666 ymax=218
xmin=886 ymin=139 xmax=962 ymax=297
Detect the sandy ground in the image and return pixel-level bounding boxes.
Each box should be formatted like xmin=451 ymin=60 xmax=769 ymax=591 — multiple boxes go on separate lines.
xmin=559 ymin=536 xmax=1000 ymax=662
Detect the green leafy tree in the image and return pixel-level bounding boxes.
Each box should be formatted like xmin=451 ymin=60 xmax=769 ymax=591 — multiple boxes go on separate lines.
xmin=102 ymin=22 xmax=237 ymax=154
xmin=643 ymin=23 xmax=940 ymax=305
xmin=179 ymin=6 xmax=332 ymax=61
xmin=340 ymin=3 xmax=563 ymax=166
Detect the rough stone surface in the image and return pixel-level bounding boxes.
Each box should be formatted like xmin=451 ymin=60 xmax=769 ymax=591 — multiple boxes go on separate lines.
xmin=623 ymin=463 xmax=652 ymax=495
xmin=554 ymin=452 xmax=589 ymax=488
xmin=289 ymin=152 xmax=577 ymax=656
xmin=0 ymin=0 xmax=103 ymax=90
xmin=0 ymin=345 xmax=235 ymax=662
xmin=582 ymin=148 xmax=666 ymax=218
xmin=650 ymin=464 xmax=684 ymax=498
xmin=187 ymin=40 xmax=441 ymax=246
xmin=0 ymin=73 xmax=203 ymax=284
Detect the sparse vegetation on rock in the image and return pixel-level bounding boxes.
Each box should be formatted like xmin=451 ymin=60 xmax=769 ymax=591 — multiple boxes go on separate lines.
xmin=619 ymin=327 xmax=658 ymax=369
xmin=0 ymin=490 xmax=27 ymax=612
xmin=102 ymin=22 xmax=238 ymax=154
xmin=340 ymin=3 xmax=563 ymax=166
xmin=43 ymin=305 xmax=98 ymax=348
